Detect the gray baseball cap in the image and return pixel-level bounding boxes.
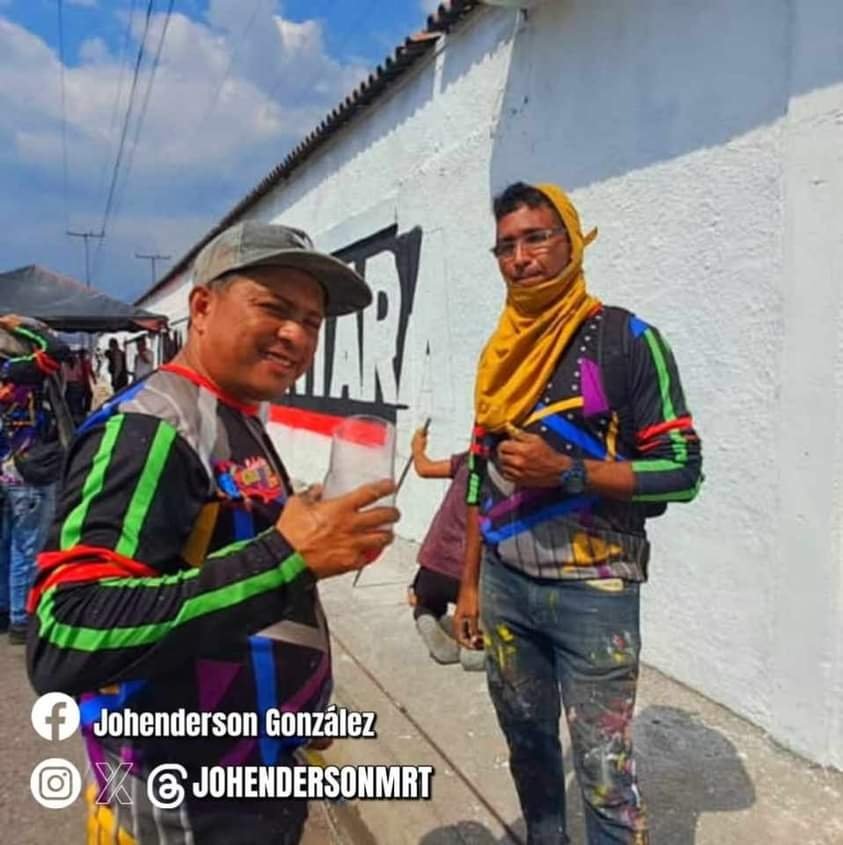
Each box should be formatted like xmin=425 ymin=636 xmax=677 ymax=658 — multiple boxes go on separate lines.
xmin=192 ymin=221 xmax=371 ymax=317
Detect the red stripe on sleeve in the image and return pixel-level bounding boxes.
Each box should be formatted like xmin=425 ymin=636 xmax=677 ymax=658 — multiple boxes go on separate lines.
xmin=636 ymin=416 xmax=694 ymax=445
xmin=28 ymin=546 xmax=159 ymax=613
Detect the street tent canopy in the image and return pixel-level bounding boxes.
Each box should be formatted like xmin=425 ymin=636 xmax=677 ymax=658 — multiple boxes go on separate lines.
xmin=0 ymin=264 xmax=167 ymax=333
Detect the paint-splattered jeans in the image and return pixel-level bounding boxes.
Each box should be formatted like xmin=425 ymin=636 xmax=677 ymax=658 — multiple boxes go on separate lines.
xmin=481 ymin=555 xmax=648 ymax=845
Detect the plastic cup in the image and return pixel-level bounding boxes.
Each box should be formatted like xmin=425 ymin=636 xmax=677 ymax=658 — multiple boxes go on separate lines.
xmin=322 ymin=415 xmax=396 ymax=565
xmin=322 ymin=415 xmax=396 ymax=504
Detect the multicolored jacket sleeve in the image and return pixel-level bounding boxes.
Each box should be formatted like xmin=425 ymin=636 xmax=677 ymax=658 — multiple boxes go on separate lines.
xmin=627 ymin=319 xmax=703 ymax=503
xmin=27 ymin=412 xmax=314 ymax=696
xmin=465 ymin=427 xmax=489 ymax=507
xmin=2 ymin=324 xmax=69 ymax=382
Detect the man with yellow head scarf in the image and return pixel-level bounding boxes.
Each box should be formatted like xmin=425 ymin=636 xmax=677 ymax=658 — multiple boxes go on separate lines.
xmin=454 ymin=182 xmax=703 ymax=845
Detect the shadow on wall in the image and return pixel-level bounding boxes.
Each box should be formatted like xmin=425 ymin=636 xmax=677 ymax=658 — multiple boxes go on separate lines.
xmin=417 ymin=706 xmax=754 ymax=845
xmin=488 ymin=0 xmax=843 ymax=194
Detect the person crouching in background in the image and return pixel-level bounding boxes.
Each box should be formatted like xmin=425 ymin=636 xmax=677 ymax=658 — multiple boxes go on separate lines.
xmin=408 ymin=425 xmax=483 ymax=671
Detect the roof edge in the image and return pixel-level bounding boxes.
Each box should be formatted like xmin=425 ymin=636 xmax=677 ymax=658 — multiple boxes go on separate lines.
xmin=136 ymin=0 xmax=481 ymax=305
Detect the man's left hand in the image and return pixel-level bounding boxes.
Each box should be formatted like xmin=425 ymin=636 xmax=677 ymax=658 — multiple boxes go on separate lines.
xmin=497 ymin=424 xmax=568 ymax=487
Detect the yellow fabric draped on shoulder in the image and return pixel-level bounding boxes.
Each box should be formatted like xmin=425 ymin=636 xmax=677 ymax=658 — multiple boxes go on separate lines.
xmin=474 ymin=183 xmax=601 ymax=432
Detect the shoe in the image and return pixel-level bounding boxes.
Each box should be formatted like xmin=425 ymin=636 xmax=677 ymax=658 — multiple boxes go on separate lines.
xmin=8 ymin=622 xmax=27 ymax=645
xmin=0 ymin=611 xmax=8 ymax=633
xmin=438 ymin=614 xmax=455 ymax=637
xmin=460 ymin=647 xmax=486 ymax=672
xmin=415 ymin=614 xmax=460 ymax=664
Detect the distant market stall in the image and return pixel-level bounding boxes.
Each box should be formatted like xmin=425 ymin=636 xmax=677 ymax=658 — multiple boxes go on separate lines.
xmin=0 ymin=264 xmax=167 ymax=333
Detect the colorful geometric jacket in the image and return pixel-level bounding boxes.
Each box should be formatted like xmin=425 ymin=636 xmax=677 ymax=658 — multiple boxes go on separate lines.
xmin=467 ymin=306 xmax=702 ymax=582
xmin=26 ymin=365 xmax=330 ymax=839
xmin=0 ymin=323 xmax=67 ymax=485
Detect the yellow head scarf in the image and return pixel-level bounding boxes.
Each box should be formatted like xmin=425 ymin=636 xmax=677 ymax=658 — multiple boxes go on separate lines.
xmin=474 ymin=183 xmax=600 ymax=432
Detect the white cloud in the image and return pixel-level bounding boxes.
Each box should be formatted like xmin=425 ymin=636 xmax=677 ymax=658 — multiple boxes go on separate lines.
xmin=0 ymin=4 xmax=367 ymax=172
xmin=0 ymin=4 xmax=369 ymax=296
xmin=78 ymin=36 xmax=110 ymax=64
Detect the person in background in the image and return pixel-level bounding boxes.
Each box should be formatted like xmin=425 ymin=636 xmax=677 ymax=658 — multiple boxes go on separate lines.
xmin=63 ymin=349 xmax=95 ymax=425
xmin=455 ymin=182 xmax=703 ymax=845
xmin=133 ymin=334 xmax=155 ymax=381
xmin=0 ymin=314 xmax=69 ymax=644
xmin=90 ymin=349 xmax=114 ymax=409
xmin=93 ymin=348 xmax=104 ymax=379
xmin=79 ymin=349 xmax=95 ymax=412
xmin=105 ymin=336 xmax=128 ymax=391
xmin=408 ymin=425 xmax=483 ymax=670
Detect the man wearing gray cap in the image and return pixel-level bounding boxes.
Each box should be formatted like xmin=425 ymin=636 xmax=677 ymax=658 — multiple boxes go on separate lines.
xmin=28 ymin=222 xmax=399 ymax=844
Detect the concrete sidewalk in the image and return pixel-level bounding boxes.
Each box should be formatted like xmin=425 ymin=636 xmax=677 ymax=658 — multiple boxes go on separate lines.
xmin=319 ymin=539 xmax=843 ymax=845
xmin=0 ymin=642 xmax=342 ymax=845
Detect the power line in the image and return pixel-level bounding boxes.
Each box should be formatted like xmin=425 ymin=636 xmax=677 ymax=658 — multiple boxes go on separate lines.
xmin=94 ymin=0 xmax=139 ymax=214
xmin=186 ymin=0 xmax=366 ymax=227
xmin=66 ymin=230 xmax=104 ymax=288
xmin=109 ymin=0 xmax=176 ymax=231
xmin=97 ymin=0 xmax=156 ymax=243
xmin=93 ymin=0 xmax=176 ymax=284
xmin=180 ymin=0 xmax=347 ymax=146
xmin=135 ymin=252 xmax=171 ymax=284
xmin=56 ymin=0 xmax=70 ymax=231
xmin=90 ymin=0 xmax=156 ymax=284
xmin=192 ymin=0 xmax=263 ymax=136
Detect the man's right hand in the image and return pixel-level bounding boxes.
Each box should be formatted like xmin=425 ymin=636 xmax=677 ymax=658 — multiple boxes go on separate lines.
xmin=454 ymin=583 xmax=483 ymax=650
xmin=277 ymin=478 xmax=400 ymax=580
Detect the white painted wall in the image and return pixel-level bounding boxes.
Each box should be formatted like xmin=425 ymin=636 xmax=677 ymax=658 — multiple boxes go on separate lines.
xmin=141 ymin=1 xmax=843 ymax=769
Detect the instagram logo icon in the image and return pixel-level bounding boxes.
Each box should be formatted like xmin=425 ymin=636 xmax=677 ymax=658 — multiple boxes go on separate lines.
xmin=31 ymin=758 xmax=82 ymax=809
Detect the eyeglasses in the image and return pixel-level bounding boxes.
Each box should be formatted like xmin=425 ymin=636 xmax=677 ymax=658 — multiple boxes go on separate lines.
xmin=490 ymin=227 xmax=567 ymax=260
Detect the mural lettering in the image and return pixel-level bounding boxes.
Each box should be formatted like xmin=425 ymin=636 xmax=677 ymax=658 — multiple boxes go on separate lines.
xmin=278 ymin=224 xmax=422 ymax=425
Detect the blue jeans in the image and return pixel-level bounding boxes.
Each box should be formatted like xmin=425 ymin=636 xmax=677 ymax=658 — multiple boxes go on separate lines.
xmin=480 ymin=555 xmax=648 ymax=845
xmin=0 ymin=483 xmax=55 ymax=626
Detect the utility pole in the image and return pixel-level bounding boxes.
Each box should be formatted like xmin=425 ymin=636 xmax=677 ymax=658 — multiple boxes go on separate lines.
xmin=135 ymin=252 xmax=171 ymax=285
xmin=66 ymin=230 xmax=104 ymax=288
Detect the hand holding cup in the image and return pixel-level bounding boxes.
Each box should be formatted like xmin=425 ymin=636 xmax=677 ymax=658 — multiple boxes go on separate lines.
xmin=276 ymin=479 xmax=399 ymax=579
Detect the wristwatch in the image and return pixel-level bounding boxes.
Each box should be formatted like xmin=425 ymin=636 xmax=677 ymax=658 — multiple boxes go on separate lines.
xmin=560 ymin=457 xmax=587 ymax=495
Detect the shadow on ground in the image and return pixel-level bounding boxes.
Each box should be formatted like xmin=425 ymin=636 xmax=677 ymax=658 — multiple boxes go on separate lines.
xmin=417 ymin=705 xmax=755 ymax=844
xmin=636 ymin=705 xmax=756 ymax=843
xmin=418 ymin=818 xmax=524 ymax=845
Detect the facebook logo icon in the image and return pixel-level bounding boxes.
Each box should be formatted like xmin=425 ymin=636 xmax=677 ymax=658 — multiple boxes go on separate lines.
xmin=31 ymin=693 xmax=80 ymax=742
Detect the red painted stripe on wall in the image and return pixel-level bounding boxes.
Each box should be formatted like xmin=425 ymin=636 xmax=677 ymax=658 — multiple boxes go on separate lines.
xmin=269 ymin=406 xmax=390 ymax=446
xmin=269 ymin=405 xmax=343 ymax=437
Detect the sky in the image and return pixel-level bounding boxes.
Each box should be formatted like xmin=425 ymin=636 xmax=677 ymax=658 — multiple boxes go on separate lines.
xmin=0 ymin=0 xmax=444 ymax=302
